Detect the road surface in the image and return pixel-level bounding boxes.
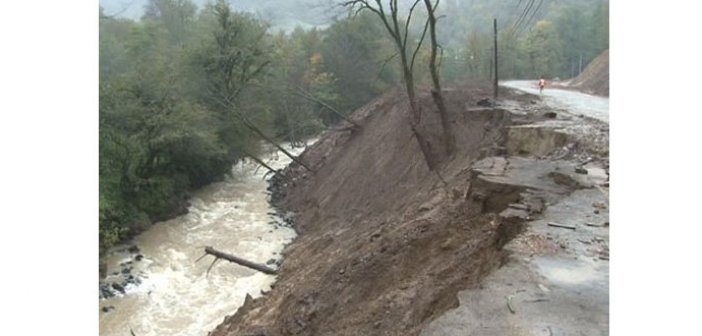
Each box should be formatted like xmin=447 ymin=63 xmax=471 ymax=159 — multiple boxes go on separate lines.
xmin=502 ymin=80 xmax=609 ymax=124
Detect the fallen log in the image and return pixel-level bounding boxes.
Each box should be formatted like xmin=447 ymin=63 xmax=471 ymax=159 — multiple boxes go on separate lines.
xmin=204 ymin=246 xmax=278 ymax=275
xmin=242 ymin=150 xmax=278 ymax=176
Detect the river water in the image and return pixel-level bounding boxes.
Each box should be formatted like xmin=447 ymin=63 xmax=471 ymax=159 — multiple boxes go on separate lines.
xmin=99 ymin=143 xmax=307 ymax=336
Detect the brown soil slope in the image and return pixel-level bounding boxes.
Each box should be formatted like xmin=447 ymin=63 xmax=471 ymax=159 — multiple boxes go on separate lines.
xmin=569 ymin=49 xmax=609 ymax=96
xmin=211 ymin=86 xmax=542 ymax=336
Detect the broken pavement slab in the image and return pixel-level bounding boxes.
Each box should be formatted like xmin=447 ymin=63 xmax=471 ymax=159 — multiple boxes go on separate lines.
xmin=470 ymin=156 xmax=604 ymax=209
xmin=423 ymin=188 xmax=609 ymax=336
xmin=506 ymin=124 xmax=569 ymax=157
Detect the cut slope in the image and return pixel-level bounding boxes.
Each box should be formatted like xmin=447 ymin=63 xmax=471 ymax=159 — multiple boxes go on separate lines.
xmin=569 ymin=49 xmax=609 ymax=97
xmin=210 ymin=86 xmax=549 ymax=336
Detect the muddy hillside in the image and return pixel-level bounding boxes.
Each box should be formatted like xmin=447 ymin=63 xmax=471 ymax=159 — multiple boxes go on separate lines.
xmin=210 ymin=84 xmax=608 ymax=336
xmin=568 ymin=49 xmax=609 ymax=97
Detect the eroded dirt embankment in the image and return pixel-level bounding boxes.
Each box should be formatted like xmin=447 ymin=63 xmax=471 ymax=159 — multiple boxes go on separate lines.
xmin=560 ymin=49 xmax=609 ymax=97
xmin=210 ymin=85 xmax=602 ymax=336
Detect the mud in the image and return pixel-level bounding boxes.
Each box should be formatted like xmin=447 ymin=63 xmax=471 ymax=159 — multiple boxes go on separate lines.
xmin=209 ymin=84 xmax=608 ymax=336
xmin=567 ymin=49 xmax=609 ymax=97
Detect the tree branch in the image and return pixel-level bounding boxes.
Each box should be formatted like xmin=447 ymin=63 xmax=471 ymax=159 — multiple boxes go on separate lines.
xmin=403 ymin=1 xmax=422 ymax=49
xmin=291 ymin=86 xmax=361 ymax=128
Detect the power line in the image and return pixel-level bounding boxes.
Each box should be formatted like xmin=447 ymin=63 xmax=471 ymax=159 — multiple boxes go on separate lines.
xmin=517 ymin=0 xmax=544 ymax=35
xmin=511 ymin=0 xmax=535 ymax=34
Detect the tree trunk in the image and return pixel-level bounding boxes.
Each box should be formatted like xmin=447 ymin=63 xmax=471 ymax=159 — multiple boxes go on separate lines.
xmin=410 ymin=124 xmax=436 ymax=171
xmin=424 ymin=0 xmax=456 ymax=156
xmin=240 ymin=117 xmax=315 ymax=173
xmin=242 ymin=150 xmax=284 ymax=179
xmin=292 ymin=87 xmax=361 ymax=128
xmin=204 ymin=246 xmax=278 ymax=275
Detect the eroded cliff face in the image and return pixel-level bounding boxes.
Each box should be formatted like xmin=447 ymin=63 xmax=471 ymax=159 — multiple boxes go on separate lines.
xmin=210 ymin=84 xmax=601 ymax=336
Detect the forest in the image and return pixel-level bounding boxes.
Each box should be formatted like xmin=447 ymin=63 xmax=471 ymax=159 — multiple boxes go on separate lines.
xmin=99 ymin=0 xmax=608 ymax=252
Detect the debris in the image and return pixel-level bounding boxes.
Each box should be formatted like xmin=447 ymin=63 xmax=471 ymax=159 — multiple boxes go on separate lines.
xmin=507 ymin=295 xmax=516 ymax=314
xmin=547 ymin=222 xmax=576 ymax=230
xmin=508 ymin=203 xmax=529 ymax=210
xmin=525 ymin=298 xmax=550 ymax=303
xmin=477 ymin=98 xmax=493 ymax=107
xmin=579 ymin=157 xmax=594 ymax=166
xmin=543 ymin=112 xmax=557 ymax=118
xmin=585 ymin=222 xmax=608 ymax=228
xmin=538 ymin=284 xmax=550 ymax=293
xmin=574 ymin=167 xmax=588 ymax=174
xmin=592 ymin=202 xmax=607 ymax=209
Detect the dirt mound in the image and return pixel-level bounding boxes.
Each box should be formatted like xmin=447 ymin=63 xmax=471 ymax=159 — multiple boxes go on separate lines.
xmin=210 ymin=86 xmax=548 ymax=336
xmin=569 ymin=49 xmax=609 ymax=97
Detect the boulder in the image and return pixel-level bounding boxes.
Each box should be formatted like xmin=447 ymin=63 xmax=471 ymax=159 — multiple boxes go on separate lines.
xmin=477 ymin=98 xmax=492 ymax=107
xmin=112 ymin=283 xmax=126 ymax=294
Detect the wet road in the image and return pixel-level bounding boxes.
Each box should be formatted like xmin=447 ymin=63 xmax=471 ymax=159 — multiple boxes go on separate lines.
xmin=502 ymin=80 xmax=609 ymax=124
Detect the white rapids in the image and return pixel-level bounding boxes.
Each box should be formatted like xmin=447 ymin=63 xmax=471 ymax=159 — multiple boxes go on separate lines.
xmin=99 ymin=142 xmax=309 ymax=336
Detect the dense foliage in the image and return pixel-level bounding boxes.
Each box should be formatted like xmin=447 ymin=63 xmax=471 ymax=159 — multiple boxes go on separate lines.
xmin=445 ymin=0 xmax=610 ymax=80
xmin=99 ymin=0 xmax=394 ymax=252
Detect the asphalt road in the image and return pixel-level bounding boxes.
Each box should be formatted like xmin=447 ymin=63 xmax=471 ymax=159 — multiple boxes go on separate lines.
xmin=502 ymin=80 xmax=609 ymax=124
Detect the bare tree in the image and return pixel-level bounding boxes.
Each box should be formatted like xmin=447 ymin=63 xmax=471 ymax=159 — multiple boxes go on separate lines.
xmin=422 ymin=0 xmax=455 ymax=156
xmin=342 ymin=0 xmax=453 ymax=169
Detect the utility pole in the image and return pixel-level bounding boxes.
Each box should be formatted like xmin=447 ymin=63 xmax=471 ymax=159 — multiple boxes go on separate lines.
xmin=579 ymin=54 xmax=583 ymax=74
xmin=489 ymin=47 xmax=493 ymax=81
xmin=493 ymin=18 xmax=498 ymax=100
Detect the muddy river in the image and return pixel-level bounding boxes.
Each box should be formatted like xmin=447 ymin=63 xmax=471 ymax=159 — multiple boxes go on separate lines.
xmin=99 ymin=143 xmax=307 ymax=336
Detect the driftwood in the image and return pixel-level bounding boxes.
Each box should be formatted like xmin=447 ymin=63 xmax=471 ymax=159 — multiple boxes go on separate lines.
xmin=202 ymin=246 xmax=278 ymax=275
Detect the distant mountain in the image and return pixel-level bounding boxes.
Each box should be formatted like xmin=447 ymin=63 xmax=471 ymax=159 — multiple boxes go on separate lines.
xmin=98 ymin=0 xmax=441 ymax=31
xmin=99 ymin=0 xmax=344 ymax=32
xmin=99 ymin=0 xmax=607 ymax=39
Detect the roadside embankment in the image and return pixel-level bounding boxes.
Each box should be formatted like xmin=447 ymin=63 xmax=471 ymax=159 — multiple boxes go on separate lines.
xmin=211 ymin=83 xmax=609 ymax=336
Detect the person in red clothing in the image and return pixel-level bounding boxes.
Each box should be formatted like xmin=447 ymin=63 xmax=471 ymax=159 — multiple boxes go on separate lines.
xmin=538 ymin=76 xmax=546 ymax=94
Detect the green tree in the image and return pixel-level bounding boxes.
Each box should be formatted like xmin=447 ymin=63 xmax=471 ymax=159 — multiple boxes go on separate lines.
xmin=320 ymin=12 xmax=397 ymax=115
xmin=524 ymin=20 xmax=563 ymax=78
xmin=142 ymin=0 xmax=198 ymax=45
xmin=193 ymin=0 xmax=313 ymax=171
